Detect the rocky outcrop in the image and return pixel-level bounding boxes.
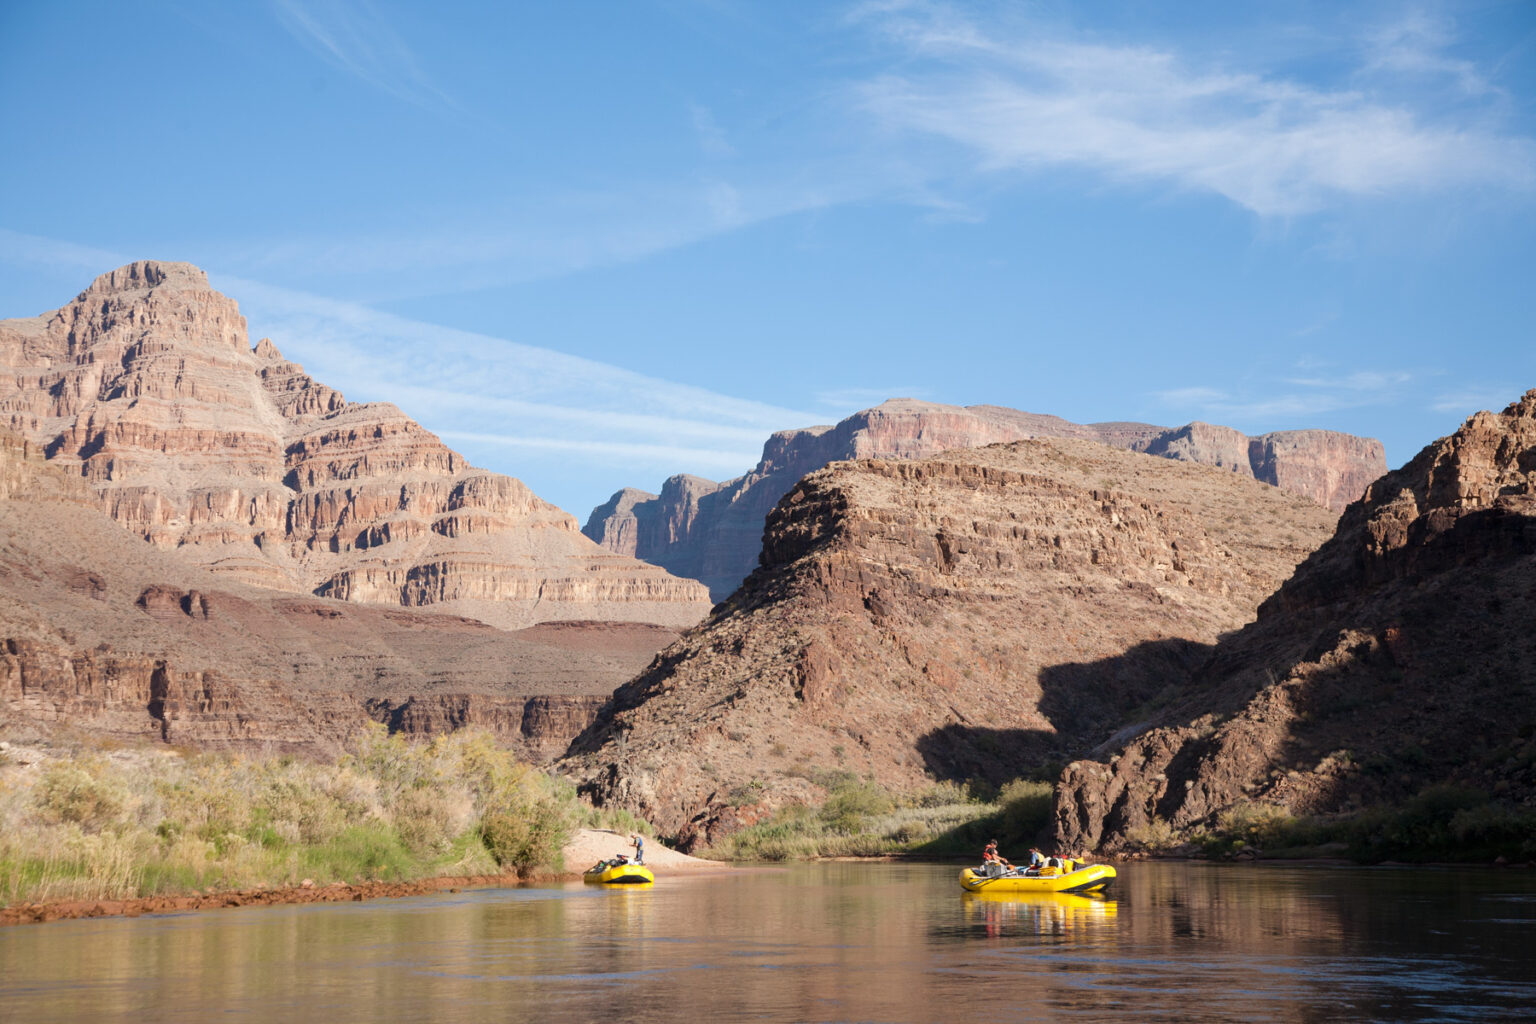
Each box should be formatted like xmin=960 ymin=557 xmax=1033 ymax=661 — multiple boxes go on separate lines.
xmin=584 ymin=399 xmax=1385 ymax=600
xmin=0 ymin=262 xmax=712 ymax=630
xmin=365 ymin=694 xmax=608 ymax=761
xmin=562 ymin=438 xmax=1338 ymax=848
xmin=1246 ymin=430 xmax=1390 ymax=523
xmin=1053 ymin=391 xmax=1536 ymax=853
xmin=0 ymin=427 xmax=683 ymax=758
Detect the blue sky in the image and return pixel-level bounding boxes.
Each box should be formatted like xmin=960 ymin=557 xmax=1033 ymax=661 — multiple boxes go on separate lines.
xmin=3 ymin=1 xmax=1534 ymax=519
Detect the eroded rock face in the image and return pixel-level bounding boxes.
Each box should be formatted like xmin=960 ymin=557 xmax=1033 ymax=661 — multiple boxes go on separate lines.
xmin=0 ymin=432 xmax=677 ymax=756
xmin=1053 ymin=391 xmax=1536 ymax=854
xmin=561 ymin=438 xmax=1337 ymax=847
xmin=584 ymin=399 xmax=1385 ymax=601
xmin=0 ymin=262 xmax=712 ymax=630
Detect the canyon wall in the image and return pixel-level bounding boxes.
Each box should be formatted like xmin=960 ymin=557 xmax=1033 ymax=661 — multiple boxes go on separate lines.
xmin=1053 ymin=391 xmax=1536 ymax=853
xmin=0 ymin=261 xmax=712 ymax=630
xmin=584 ymin=399 xmax=1386 ymax=601
xmin=0 ymin=429 xmax=640 ymax=757
xmin=562 ymin=438 xmax=1338 ymax=848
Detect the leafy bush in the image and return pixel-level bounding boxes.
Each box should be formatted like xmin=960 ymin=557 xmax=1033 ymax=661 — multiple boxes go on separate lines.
xmin=480 ymin=799 xmax=570 ymax=877
xmin=34 ymin=761 xmax=128 ymax=832
xmin=1124 ymin=816 xmax=1180 ymax=852
xmin=819 ymin=779 xmax=893 ymax=834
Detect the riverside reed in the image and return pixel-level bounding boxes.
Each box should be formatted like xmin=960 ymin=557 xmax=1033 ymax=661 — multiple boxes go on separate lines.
xmin=704 ymin=774 xmax=1058 ymax=862
xmin=0 ymin=726 xmax=647 ymax=906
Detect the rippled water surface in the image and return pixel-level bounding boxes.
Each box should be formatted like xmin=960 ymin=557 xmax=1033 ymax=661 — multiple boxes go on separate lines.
xmin=2 ymin=861 xmax=1533 ymax=1022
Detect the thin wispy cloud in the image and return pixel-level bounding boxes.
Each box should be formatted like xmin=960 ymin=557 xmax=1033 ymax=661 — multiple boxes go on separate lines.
xmin=0 ymin=229 xmax=127 ymax=279
xmin=271 ymin=0 xmax=455 ymax=113
xmin=219 ymin=273 xmax=820 ymax=471
xmin=1362 ymin=10 xmax=1497 ymax=98
xmin=691 ymin=103 xmax=738 ymax=160
xmin=850 ymin=2 xmax=1536 ymax=216
xmin=1283 ymin=371 xmax=1412 ymax=391
xmin=0 ymin=230 xmax=816 ymax=506
xmin=1155 ymin=368 xmax=1417 ymax=423
xmin=211 ymin=172 xmax=858 ymax=301
xmin=1431 ymin=387 xmax=1527 ymax=415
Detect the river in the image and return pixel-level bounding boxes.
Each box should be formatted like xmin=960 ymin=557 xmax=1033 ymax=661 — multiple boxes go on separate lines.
xmin=2 ymin=861 xmax=1532 ymax=1022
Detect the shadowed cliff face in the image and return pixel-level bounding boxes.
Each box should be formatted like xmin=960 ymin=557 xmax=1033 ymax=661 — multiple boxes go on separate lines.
xmin=584 ymin=400 xmax=1386 ymax=601
xmin=1054 ymin=390 xmax=1536 ymax=854
xmin=0 ymin=261 xmax=711 ymax=631
xmin=561 ymin=438 xmax=1337 ymax=849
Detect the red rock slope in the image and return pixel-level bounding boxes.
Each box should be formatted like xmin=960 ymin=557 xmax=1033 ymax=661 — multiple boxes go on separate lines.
xmin=0 ymin=428 xmax=662 ymax=758
xmin=0 ymin=262 xmax=711 ymax=630
xmin=584 ymin=399 xmax=1385 ymax=601
xmin=562 ymin=438 xmax=1337 ymax=848
xmin=1054 ymin=391 xmax=1536 ymax=853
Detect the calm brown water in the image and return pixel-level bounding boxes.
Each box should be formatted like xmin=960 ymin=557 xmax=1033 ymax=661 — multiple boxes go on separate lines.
xmin=2 ymin=861 xmax=1533 ymax=1023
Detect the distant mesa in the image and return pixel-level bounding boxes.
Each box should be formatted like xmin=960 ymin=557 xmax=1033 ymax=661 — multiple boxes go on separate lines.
xmin=583 ymin=398 xmax=1386 ymax=601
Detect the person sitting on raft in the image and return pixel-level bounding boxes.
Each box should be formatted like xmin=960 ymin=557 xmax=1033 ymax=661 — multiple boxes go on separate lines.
xmin=981 ymin=840 xmax=1015 ymax=876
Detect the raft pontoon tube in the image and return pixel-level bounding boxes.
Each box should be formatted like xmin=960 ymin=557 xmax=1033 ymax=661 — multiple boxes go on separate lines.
xmin=583 ymin=862 xmax=655 ymax=885
xmin=959 ymin=862 xmax=1116 ymax=894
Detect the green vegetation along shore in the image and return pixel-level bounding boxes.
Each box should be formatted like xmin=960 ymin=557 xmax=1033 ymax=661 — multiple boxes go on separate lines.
xmin=703 ymin=773 xmax=1058 ymax=862
xmin=0 ymin=727 xmax=644 ymax=907
xmin=1124 ymin=787 xmax=1536 ymax=864
xmin=7 ymin=731 xmax=1530 ymax=912
xmin=706 ymin=771 xmax=1536 ymax=866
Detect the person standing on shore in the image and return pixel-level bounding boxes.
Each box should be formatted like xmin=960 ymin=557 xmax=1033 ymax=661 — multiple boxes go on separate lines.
xmin=632 ymin=834 xmax=645 ymax=864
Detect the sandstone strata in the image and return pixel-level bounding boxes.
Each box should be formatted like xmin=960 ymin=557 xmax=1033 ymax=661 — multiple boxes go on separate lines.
xmin=1054 ymin=391 xmax=1536 ymax=853
xmin=563 ymin=439 xmax=1337 ymax=848
xmin=0 ymin=428 xmax=655 ymax=757
xmin=0 ymin=262 xmax=711 ymax=630
xmin=584 ymin=399 xmax=1385 ymax=600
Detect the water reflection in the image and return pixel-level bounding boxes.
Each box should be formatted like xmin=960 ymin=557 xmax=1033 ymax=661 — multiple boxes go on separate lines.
xmin=1 ymin=862 xmax=1532 ymax=1023
xmin=960 ymin=891 xmax=1120 ymax=940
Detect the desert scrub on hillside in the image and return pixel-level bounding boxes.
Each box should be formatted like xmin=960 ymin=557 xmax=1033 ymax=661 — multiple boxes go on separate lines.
xmin=0 ymin=727 xmax=632 ymax=905
xmin=704 ymin=775 xmax=1055 ymax=862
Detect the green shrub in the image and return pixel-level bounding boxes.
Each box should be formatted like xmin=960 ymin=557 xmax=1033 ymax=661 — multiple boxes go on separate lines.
xmin=480 ymin=799 xmax=570 ymax=877
xmin=819 ymin=780 xmax=893 ymax=834
xmin=1124 ymin=816 xmax=1180 ymax=851
xmin=996 ymin=779 xmax=1053 ymax=837
xmin=34 ymin=761 xmax=128 ymax=832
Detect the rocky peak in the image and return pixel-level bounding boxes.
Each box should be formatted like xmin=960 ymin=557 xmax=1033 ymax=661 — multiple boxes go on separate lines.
xmin=1052 ymin=389 xmax=1536 ymax=854
xmin=79 ymin=259 xmax=208 ymax=297
xmin=0 ymin=263 xmax=713 ymax=630
xmin=585 ymin=399 xmax=1388 ymax=602
xmin=1139 ymin=422 xmax=1251 ymax=473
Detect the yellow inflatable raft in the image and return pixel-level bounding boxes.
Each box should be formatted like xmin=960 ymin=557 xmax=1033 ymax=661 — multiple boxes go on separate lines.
xmin=959 ymin=861 xmax=1116 ymax=894
xmin=583 ymin=861 xmax=655 ymax=885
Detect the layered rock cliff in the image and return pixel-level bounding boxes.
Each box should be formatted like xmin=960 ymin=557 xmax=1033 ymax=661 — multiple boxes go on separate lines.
xmin=0 ymin=428 xmax=648 ymax=757
xmin=1054 ymin=391 xmax=1536 ymax=853
xmin=562 ymin=438 xmax=1338 ymax=847
xmin=584 ymin=399 xmax=1385 ymax=600
xmin=0 ymin=262 xmax=712 ymax=629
